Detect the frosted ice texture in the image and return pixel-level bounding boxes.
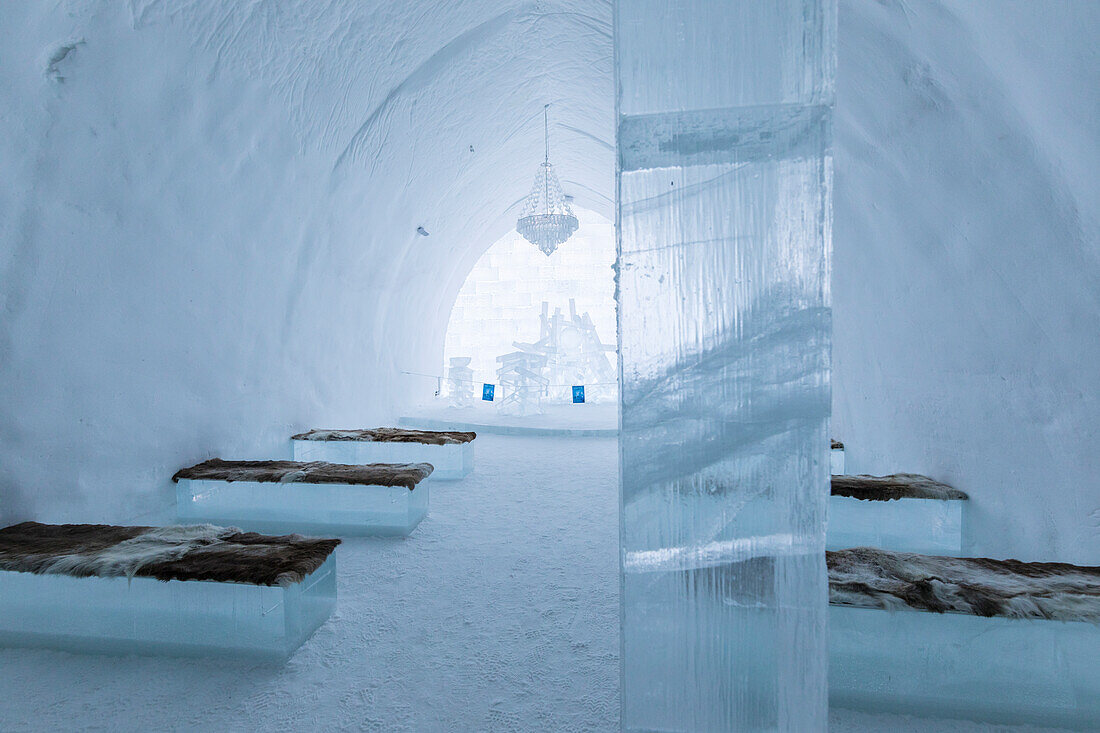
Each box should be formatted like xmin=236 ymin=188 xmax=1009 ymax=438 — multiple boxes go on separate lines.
xmin=830 ymin=605 xmax=1100 ymax=729
xmin=830 ymin=447 xmax=844 ymax=475
xmin=177 ymin=479 xmax=429 ymax=536
xmin=827 ymin=496 xmax=964 ymax=555
xmin=0 ymin=556 xmax=335 ymax=660
xmin=293 ymin=439 xmax=473 ymax=481
xmin=616 ymin=1 xmax=834 ymax=730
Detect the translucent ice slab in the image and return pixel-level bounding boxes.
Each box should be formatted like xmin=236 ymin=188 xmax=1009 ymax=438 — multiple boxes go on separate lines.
xmin=830 ymin=604 xmax=1100 ymax=729
xmin=0 ymin=555 xmax=335 ymax=660
xmin=830 ymin=446 xmax=845 ymax=475
xmin=616 ymin=0 xmax=835 ymax=727
xmin=827 ymin=495 xmax=964 ymax=554
xmin=292 ymin=439 xmax=472 ymax=480
xmin=177 ymin=479 xmax=428 ymax=536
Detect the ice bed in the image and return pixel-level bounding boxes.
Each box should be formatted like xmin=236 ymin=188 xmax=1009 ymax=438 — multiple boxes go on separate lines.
xmin=828 ymin=474 xmax=967 ymax=555
xmin=830 ymin=440 xmax=845 ymax=475
xmin=174 ymin=459 xmax=432 ymax=536
xmin=292 ymin=427 xmax=475 ymax=480
xmin=0 ymin=521 xmax=338 ymax=660
xmin=828 ymin=547 xmax=1100 ymax=729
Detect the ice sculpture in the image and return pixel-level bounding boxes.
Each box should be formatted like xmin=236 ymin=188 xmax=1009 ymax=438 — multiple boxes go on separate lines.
xmin=511 ymin=299 xmax=617 ymax=403
xmin=495 ymin=350 xmax=548 ymax=416
xmin=447 ymin=357 xmax=476 ymax=407
xmin=616 ymin=1 xmax=835 ymax=730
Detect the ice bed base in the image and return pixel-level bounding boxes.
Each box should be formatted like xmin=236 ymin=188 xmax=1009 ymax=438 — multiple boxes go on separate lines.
xmin=177 ymin=479 xmax=428 ymax=536
xmin=830 ymin=446 xmax=845 ymax=475
xmin=827 ymin=495 xmax=964 ymax=555
xmin=292 ymin=440 xmax=472 ymax=480
xmin=0 ymin=556 xmax=335 ymax=660
xmin=830 ymin=604 xmax=1100 ymax=729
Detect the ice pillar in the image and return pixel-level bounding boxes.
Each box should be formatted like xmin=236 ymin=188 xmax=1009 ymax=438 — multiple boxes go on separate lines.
xmin=616 ymin=1 xmax=835 ymax=730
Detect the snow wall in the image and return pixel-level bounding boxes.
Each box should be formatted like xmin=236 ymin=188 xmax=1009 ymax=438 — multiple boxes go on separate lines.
xmin=1 ymin=1 xmax=1097 ymax=563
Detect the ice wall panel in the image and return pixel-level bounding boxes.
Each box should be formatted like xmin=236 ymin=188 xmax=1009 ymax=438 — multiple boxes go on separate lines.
xmin=617 ymin=0 xmax=835 ymax=115
xmin=617 ymin=1 xmax=834 ymax=730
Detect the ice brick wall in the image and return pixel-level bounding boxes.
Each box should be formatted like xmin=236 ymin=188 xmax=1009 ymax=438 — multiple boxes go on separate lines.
xmin=616 ymin=1 xmax=834 ymax=730
xmin=442 ymin=209 xmax=616 ymax=390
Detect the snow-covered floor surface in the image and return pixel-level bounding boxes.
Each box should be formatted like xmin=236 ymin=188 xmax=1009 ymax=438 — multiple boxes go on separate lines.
xmin=0 ymin=434 xmax=1077 ymax=731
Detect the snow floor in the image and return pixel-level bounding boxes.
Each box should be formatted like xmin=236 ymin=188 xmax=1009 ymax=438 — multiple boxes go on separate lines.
xmin=0 ymin=434 xmax=1078 ymax=731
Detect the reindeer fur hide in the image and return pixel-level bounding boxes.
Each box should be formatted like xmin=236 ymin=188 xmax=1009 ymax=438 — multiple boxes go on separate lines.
xmin=831 ymin=473 xmax=968 ymax=501
xmin=172 ymin=459 xmax=433 ymax=490
xmin=0 ymin=522 xmax=339 ymax=586
xmin=292 ymin=427 xmax=476 ymax=445
xmin=828 ymin=546 xmax=1100 ymax=622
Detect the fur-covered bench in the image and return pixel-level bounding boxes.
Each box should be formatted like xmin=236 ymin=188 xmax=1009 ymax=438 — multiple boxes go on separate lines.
xmin=173 ymin=459 xmax=433 ymax=536
xmin=828 ymin=547 xmax=1100 ymax=728
xmin=291 ymin=428 xmax=476 ymax=480
xmin=828 ymin=474 xmax=968 ymax=554
xmin=0 ymin=522 xmax=338 ymax=659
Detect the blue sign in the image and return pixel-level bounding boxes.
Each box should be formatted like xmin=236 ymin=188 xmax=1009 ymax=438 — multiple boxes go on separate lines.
xmin=482 ymin=383 xmax=495 ymax=401
xmin=572 ymin=385 xmax=585 ymax=404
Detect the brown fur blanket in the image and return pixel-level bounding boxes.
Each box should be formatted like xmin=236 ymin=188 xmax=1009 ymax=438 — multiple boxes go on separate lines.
xmin=291 ymin=427 xmax=476 ymax=445
xmin=832 ymin=473 xmax=968 ymax=501
xmin=172 ymin=459 xmax=432 ymax=490
xmin=828 ymin=547 xmax=1100 ymax=622
xmin=0 ymin=522 xmax=339 ymax=586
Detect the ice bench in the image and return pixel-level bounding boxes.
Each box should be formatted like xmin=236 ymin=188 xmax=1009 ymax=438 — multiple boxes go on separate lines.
xmin=828 ymin=474 xmax=967 ymax=555
xmin=292 ymin=427 xmax=475 ymax=480
xmin=174 ymin=459 xmax=432 ymax=536
xmin=828 ymin=547 xmax=1100 ymax=729
xmin=830 ymin=440 xmax=845 ymax=475
xmin=0 ymin=522 xmax=338 ymax=660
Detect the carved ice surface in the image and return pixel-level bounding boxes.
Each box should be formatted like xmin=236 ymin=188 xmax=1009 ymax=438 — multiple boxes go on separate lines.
xmin=177 ymin=479 xmax=428 ymax=537
xmin=0 ymin=556 xmax=335 ymax=660
xmin=616 ymin=1 xmax=834 ymax=730
xmin=827 ymin=496 xmax=965 ymax=555
xmin=830 ymin=605 xmax=1100 ymax=729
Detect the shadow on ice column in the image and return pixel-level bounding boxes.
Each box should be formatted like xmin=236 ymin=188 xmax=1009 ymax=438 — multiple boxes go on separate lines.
xmin=615 ymin=1 xmax=835 ymax=730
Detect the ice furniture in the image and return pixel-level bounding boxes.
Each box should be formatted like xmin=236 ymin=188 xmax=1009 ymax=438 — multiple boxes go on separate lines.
xmin=0 ymin=521 xmax=338 ymax=660
xmin=828 ymin=547 xmax=1100 ymax=729
xmin=828 ymin=474 xmax=967 ymax=555
xmin=174 ymin=458 xmax=432 ymax=536
xmin=830 ymin=440 xmax=845 ymax=474
xmin=292 ymin=428 xmax=474 ymax=480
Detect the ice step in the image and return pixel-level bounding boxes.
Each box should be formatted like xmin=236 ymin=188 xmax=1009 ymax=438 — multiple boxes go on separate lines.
xmin=291 ymin=427 xmax=474 ymax=481
xmin=174 ymin=459 xmax=431 ymax=536
xmin=828 ymin=474 xmax=967 ymax=555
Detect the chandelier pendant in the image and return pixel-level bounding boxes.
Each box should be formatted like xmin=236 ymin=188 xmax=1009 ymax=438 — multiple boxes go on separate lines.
xmin=516 ymin=104 xmax=579 ymax=256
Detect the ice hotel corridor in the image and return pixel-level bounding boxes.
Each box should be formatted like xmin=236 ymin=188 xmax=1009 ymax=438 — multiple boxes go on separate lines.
xmin=2 ymin=0 xmax=1100 ymax=731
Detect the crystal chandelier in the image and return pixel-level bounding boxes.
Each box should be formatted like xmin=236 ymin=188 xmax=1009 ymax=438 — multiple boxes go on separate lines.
xmin=516 ymin=105 xmax=579 ymax=256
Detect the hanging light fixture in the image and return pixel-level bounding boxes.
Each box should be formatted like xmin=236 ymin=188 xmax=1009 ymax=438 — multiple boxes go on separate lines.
xmin=516 ymin=104 xmax=579 ymax=256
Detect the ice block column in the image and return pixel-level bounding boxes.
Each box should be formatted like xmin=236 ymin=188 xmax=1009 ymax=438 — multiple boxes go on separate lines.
xmin=616 ymin=1 xmax=835 ymax=731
